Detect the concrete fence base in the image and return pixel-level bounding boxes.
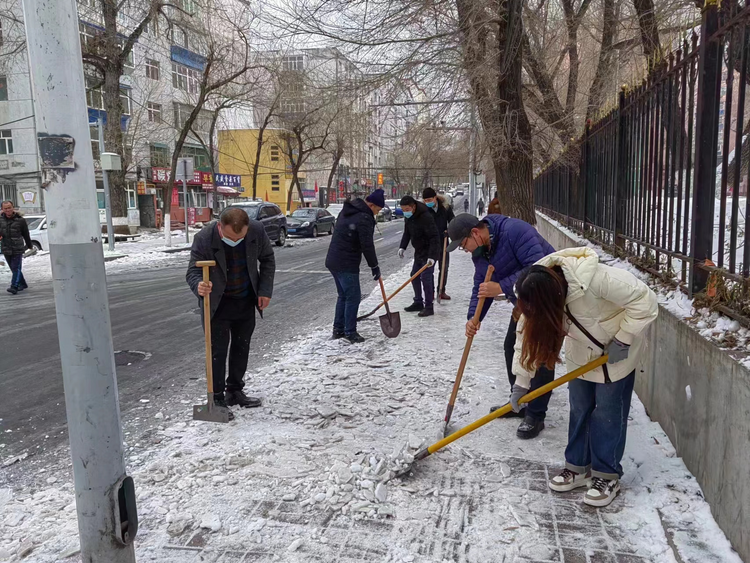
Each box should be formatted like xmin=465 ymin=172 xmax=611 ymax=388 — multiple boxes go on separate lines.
xmin=536 ymin=212 xmax=750 ymax=562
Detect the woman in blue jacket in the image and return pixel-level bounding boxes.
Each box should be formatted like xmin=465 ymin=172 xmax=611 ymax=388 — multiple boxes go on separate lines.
xmin=447 ymin=213 xmax=555 ymax=439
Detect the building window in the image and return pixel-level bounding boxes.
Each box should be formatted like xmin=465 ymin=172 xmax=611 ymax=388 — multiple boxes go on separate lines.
xmin=0 ymin=75 xmax=7 ymax=101
xmin=90 ymin=126 xmax=100 ymax=160
xmin=147 ymin=102 xmax=162 ymax=123
xmin=120 ymin=88 xmax=131 ymax=115
xmin=117 ymin=38 xmax=135 ymax=74
xmin=172 ymin=62 xmax=200 ymax=94
xmin=281 ymin=100 xmax=305 ymax=115
xmin=173 ymin=102 xmax=192 ymax=130
xmin=171 ymin=27 xmax=188 ymax=49
xmin=0 ymin=131 xmax=12 ymax=155
xmin=282 ymin=55 xmax=304 ymax=71
xmin=178 ymin=190 xmax=207 ymax=208
xmin=195 ymin=110 xmax=212 ymax=133
xmin=146 ymin=59 xmax=160 ymax=80
xmin=0 ymin=19 xmax=4 ymax=47
xmin=85 ymin=76 xmax=104 ymax=109
xmin=180 ymin=145 xmax=210 ymax=169
xmin=79 ymin=22 xmax=99 ymax=54
xmin=270 ymin=145 xmax=280 ymax=162
xmin=150 ymin=144 xmax=170 ymax=167
xmin=271 ymin=175 xmax=280 ymax=191
xmin=0 ymin=184 xmax=16 ymax=206
xmin=127 ymin=183 xmax=137 ymax=209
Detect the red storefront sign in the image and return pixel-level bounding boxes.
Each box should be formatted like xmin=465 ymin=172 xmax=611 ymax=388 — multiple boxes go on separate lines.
xmin=152 ymin=167 xmax=203 ymax=185
xmin=338 ymin=180 xmax=345 ymax=199
xmin=171 ymin=187 xmax=179 ymax=206
xmin=187 ymin=207 xmax=196 ymax=226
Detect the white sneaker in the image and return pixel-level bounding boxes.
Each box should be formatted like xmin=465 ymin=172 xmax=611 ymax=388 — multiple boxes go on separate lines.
xmin=584 ymin=477 xmax=621 ymax=507
xmin=548 ymin=468 xmax=592 ymax=492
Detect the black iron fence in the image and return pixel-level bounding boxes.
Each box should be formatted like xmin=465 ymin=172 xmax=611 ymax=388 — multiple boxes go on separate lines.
xmin=534 ymin=0 xmax=750 ymax=320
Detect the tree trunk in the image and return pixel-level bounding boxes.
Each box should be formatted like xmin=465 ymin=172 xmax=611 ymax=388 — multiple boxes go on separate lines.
xmin=587 ymin=0 xmax=617 ymax=121
xmin=326 ymin=149 xmax=343 ymax=206
xmin=252 ymin=127 xmax=265 ymax=200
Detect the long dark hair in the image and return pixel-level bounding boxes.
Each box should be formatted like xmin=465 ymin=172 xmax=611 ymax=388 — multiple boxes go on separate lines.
xmin=515 ymin=265 xmax=568 ymax=371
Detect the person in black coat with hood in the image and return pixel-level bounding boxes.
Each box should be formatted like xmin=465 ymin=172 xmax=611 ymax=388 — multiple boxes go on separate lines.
xmin=325 ymin=189 xmax=384 ymax=343
xmin=398 ymin=195 xmax=441 ymax=317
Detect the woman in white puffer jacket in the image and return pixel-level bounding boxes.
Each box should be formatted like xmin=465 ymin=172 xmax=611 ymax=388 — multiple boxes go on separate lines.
xmin=509 ymin=247 xmax=658 ymax=507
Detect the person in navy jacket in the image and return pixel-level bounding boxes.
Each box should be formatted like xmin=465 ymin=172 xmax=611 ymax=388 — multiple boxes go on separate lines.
xmin=447 ymin=213 xmax=555 ymax=439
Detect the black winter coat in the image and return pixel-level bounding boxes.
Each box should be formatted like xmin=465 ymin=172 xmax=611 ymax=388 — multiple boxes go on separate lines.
xmin=430 ymin=196 xmax=455 ymax=241
xmin=400 ymin=201 xmax=441 ymax=262
xmin=325 ymin=198 xmax=378 ymax=273
xmin=186 ymin=220 xmax=276 ymax=319
xmin=0 ymin=213 xmax=32 ymax=256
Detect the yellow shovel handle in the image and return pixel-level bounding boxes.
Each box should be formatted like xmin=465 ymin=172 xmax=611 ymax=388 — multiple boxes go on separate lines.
xmin=423 ymin=355 xmax=609 ymax=457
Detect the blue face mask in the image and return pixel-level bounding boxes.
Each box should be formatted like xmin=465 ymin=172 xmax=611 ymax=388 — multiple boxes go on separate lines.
xmin=426 ymin=201 xmax=436 ymax=209
xmin=222 ymin=236 xmax=243 ymax=247
xmin=403 ymin=211 xmax=413 ymax=219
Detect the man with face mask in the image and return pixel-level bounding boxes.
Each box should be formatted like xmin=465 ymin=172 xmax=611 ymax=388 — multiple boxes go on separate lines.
xmin=422 ymin=187 xmax=455 ymax=300
xmin=187 ymin=207 xmax=276 ymax=417
xmin=447 ymin=213 xmax=555 ymax=439
xmin=398 ymin=195 xmax=440 ymax=317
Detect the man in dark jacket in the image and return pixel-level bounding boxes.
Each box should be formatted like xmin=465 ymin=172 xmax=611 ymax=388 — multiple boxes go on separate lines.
xmin=0 ymin=201 xmax=33 ymax=295
xmin=186 ymin=207 xmax=276 ymax=417
xmin=422 ymin=187 xmax=455 ymax=300
xmin=325 ymin=189 xmax=383 ymax=344
xmin=398 ymin=195 xmax=441 ymax=317
xmin=448 ymin=213 xmax=556 ymax=439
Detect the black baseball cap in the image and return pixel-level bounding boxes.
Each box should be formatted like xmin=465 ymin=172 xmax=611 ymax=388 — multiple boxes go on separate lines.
xmin=447 ymin=214 xmax=482 ymax=252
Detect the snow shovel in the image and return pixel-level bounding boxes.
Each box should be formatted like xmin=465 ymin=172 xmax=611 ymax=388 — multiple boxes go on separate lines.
xmin=397 ymin=356 xmax=609 ymax=477
xmin=193 ymin=260 xmax=232 ymax=424
xmin=357 ymin=263 xmax=430 ymax=321
xmin=441 ymin=265 xmax=495 ymax=437
xmin=378 ymin=277 xmax=401 ymax=338
xmin=437 ymin=233 xmax=448 ymax=305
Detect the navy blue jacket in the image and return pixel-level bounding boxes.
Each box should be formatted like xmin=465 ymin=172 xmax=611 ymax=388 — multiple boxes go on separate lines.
xmin=468 ymin=214 xmax=555 ymax=321
xmin=325 ymin=198 xmax=378 ymax=273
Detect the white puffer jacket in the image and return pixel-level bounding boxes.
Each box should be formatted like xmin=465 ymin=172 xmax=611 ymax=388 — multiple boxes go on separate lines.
xmin=512 ymin=247 xmax=658 ymax=387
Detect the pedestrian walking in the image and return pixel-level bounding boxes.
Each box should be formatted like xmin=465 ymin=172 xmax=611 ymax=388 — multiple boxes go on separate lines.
xmin=0 ymin=201 xmax=33 ymax=295
xmin=463 ymin=198 xmax=469 ymax=213
xmin=325 ymin=189 xmax=384 ymax=344
xmin=488 ymin=191 xmax=502 ymax=215
xmin=398 ymin=195 xmax=440 ymax=317
xmin=186 ymin=207 xmax=276 ymax=417
xmin=422 ymin=187 xmax=454 ymax=300
xmin=477 ymin=198 xmax=485 ymax=216
xmin=509 ymin=247 xmax=658 ymax=507
xmin=448 ymin=213 xmax=555 ymax=439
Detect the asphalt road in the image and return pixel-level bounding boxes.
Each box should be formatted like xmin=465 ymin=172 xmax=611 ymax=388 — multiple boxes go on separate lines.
xmin=0 ymin=218 xmax=409 ymax=462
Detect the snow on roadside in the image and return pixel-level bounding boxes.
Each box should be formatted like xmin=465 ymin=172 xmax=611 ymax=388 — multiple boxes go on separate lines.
xmin=0 ymin=253 xmax=741 ymax=562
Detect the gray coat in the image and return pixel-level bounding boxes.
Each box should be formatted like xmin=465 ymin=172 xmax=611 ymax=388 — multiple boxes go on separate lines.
xmin=186 ymin=220 xmax=276 ymax=318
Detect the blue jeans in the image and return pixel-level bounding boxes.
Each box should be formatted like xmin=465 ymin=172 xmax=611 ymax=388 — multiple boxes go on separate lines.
xmin=565 ymin=370 xmax=636 ymax=480
xmin=330 ymin=271 xmax=361 ymax=336
xmin=6 ymin=254 xmax=27 ymax=289
xmin=411 ymin=260 xmax=435 ymax=307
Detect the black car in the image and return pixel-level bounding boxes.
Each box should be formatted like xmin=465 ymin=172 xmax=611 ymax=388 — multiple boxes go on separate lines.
xmin=226 ymin=202 xmax=287 ymax=246
xmin=286 ymin=207 xmax=335 ymax=237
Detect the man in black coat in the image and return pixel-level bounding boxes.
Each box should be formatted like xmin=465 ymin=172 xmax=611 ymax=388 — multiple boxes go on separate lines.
xmin=0 ymin=201 xmax=33 ymax=295
xmin=187 ymin=207 xmax=276 ymax=416
xmin=398 ymin=195 xmax=441 ymax=317
xmin=422 ymin=187 xmax=455 ymax=300
xmin=325 ymin=189 xmax=383 ymax=344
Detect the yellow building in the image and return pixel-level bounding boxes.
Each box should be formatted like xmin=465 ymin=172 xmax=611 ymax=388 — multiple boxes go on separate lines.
xmin=217 ymin=128 xmax=307 ymax=213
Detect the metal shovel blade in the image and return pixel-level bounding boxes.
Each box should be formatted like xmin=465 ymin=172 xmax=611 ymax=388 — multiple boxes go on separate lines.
xmin=379 ymin=311 xmax=401 ymax=338
xmin=193 ymin=397 xmax=231 ymax=423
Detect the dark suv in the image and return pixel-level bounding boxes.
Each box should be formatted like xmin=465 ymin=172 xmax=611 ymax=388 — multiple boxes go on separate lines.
xmin=226 ymin=202 xmax=287 ymax=246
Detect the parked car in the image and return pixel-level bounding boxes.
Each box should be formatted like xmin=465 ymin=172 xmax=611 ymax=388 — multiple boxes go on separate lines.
xmin=25 ymin=215 xmax=48 ymax=251
xmin=286 ymin=207 xmax=335 ymax=237
xmin=226 ymin=202 xmax=287 ymax=246
xmin=385 ymin=199 xmax=403 ymax=217
xmin=377 ymin=204 xmax=393 ymax=222
xmin=326 ymin=203 xmax=344 ymax=222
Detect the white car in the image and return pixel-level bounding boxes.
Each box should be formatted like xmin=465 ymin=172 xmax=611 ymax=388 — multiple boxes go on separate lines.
xmin=326 ymin=204 xmax=344 ymax=221
xmin=25 ymin=215 xmax=48 ymax=251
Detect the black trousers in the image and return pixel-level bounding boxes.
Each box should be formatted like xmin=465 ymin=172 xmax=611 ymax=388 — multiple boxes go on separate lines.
xmin=503 ymin=317 xmax=555 ymax=421
xmin=211 ymin=295 xmax=256 ymax=397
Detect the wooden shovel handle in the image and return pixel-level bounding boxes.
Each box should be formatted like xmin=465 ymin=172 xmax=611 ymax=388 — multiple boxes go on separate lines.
xmin=378 ymin=277 xmax=391 ymax=315
xmin=357 ymin=263 xmax=430 ymax=320
xmin=198 ymin=260 xmax=216 ymax=394
xmin=438 ymin=233 xmax=448 ymax=295
xmin=444 ymin=265 xmax=495 ymax=423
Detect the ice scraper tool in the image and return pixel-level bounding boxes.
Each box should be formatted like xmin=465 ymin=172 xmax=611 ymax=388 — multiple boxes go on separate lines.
xmin=441 ymin=265 xmax=495 ymax=437
xmin=378 ymin=277 xmax=402 ymax=338
xmin=193 ymin=260 xmax=232 ymax=424
xmin=399 ymin=356 xmax=609 ymax=477
xmin=357 ymin=264 xmax=430 ymax=321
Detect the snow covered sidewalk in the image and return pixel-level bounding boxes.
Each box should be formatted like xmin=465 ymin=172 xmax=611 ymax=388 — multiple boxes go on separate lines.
xmin=0 ymin=252 xmax=742 ymax=562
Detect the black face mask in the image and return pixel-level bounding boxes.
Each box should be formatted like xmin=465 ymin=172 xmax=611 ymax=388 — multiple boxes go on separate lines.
xmin=469 ymin=234 xmax=490 ymax=259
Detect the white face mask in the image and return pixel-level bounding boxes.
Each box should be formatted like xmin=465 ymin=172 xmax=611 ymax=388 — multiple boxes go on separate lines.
xmin=218 ymin=225 xmax=244 ymax=247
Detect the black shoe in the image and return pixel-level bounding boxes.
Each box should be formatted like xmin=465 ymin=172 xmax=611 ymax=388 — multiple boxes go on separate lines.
xmin=18 ymin=283 xmax=28 ymax=291
xmin=490 ymin=404 xmax=526 ymax=418
xmin=226 ymin=390 xmax=262 ymax=408
xmin=417 ymin=306 xmax=434 ymax=317
xmin=6 ymin=286 xmax=17 ymax=295
xmin=404 ymin=302 xmax=424 ymax=312
xmin=344 ymin=332 xmax=365 ymax=344
xmin=516 ymin=416 xmax=545 ymax=440
xmin=213 ymin=396 xmax=235 ymax=421
xmin=332 ymin=329 xmax=346 ymax=340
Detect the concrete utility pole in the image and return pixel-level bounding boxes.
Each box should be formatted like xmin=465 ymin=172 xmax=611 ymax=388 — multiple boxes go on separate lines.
xmin=469 ymin=104 xmax=478 ymax=216
xmin=21 ymin=1 xmax=137 ymax=561
xmin=98 ymin=117 xmax=116 ymax=252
